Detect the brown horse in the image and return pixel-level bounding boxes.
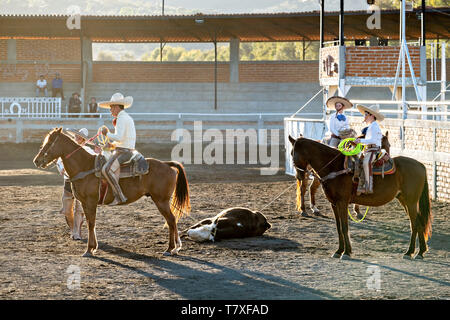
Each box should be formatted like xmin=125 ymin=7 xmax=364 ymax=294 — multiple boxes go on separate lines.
xmin=289 ymin=135 xmax=432 ymax=260
xmin=296 ymin=133 xmax=391 ymax=219
xmin=33 ymin=127 xmax=191 ymax=257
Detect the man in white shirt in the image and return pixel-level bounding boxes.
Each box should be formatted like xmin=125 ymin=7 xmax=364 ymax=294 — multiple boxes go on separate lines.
xmin=57 ymin=128 xmax=98 ymax=239
xmin=36 ymin=74 xmax=48 ymax=97
xmin=98 ymin=93 xmax=136 ymax=205
xmin=354 ymin=104 xmax=385 ymax=195
xmin=326 ymin=96 xmax=354 ymax=148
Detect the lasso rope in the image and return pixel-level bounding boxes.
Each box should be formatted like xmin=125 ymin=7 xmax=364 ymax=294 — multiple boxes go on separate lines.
xmin=348 ymin=206 xmax=369 ymax=223
xmin=97 ymin=127 xmax=115 ymax=151
xmin=338 ymin=138 xmax=366 ymax=156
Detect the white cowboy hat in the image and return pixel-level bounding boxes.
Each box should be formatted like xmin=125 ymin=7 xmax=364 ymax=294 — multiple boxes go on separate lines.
xmin=357 ymin=104 xmax=385 ymax=121
xmin=98 ymin=92 xmax=133 ymax=109
xmin=66 ymin=128 xmax=89 ymax=140
xmin=326 ymin=96 xmax=353 ymax=110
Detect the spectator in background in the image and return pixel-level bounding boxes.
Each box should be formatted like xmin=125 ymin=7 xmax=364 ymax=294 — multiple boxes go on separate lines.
xmin=52 ymin=72 xmax=65 ymax=100
xmin=36 ymin=74 xmax=48 ymax=97
xmin=68 ymin=92 xmax=82 ymax=118
xmin=88 ymin=97 xmax=98 ymax=118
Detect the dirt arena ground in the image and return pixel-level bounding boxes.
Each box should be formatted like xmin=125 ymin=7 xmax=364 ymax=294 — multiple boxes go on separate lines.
xmin=0 ymin=142 xmax=449 ymax=300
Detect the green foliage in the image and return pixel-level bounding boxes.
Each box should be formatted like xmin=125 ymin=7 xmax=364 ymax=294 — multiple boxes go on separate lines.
xmin=135 ymin=41 xmax=320 ymax=62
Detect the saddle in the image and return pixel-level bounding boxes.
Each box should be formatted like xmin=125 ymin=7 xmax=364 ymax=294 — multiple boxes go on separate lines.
xmin=94 ymin=150 xmax=149 ymax=179
xmin=94 ymin=150 xmax=149 ymax=205
xmin=344 ymin=150 xmax=396 ymax=180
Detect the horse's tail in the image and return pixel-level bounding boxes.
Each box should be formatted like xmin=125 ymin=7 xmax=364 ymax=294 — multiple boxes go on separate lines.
xmin=296 ymin=179 xmax=302 ymax=212
xmin=417 ymin=178 xmax=433 ymax=242
xmin=166 ymin=161 xmax=191 ymax=222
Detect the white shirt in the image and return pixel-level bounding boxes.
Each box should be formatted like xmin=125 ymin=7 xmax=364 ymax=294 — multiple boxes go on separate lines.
xmin=107 ymin=110 xmax=136 ymax=149
xmin=360 ymin=121 xmax=382 ymax=148
xmin=36 ymin=79 xmax=47 ymax=88
xmin=328 ymin=112 xmax=350 ymax=137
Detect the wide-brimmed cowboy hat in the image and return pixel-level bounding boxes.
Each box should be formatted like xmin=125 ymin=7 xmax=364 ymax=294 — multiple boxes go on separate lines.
xmin=66 ymin=128 xmax=89 ymax=140
xmin=326 ymin=96 xmax=353 ymax=110
xmin=357 ymin=104 xmax=385 ymax=121
xmin=98 ymin=93 xmax=133 ymax=109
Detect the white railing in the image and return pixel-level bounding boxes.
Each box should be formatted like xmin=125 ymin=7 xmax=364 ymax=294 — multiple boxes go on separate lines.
xmin=0 ymin=97 xmax=61 ymax=118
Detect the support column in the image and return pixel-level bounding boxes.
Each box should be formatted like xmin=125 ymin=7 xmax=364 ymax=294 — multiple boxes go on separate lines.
xmin=81 ymin=36 xmax=93 ymax=114
xmin=7 ymin=39 xmax=17 ymax=62
xmin=441 ymin=42 xmax=447 ymax=121
xmin=420 ymin=45 xmax=427 ymax=119
xmin=229 ymin=38 xmax=240 ymax=83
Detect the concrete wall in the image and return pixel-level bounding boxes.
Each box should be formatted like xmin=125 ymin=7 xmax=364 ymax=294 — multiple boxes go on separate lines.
xmin=349 ymin=117 xmax=450 ymax=203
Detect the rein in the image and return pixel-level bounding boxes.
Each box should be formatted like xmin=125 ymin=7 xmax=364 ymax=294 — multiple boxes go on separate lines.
xmin=294 ymin=151 xmax=344 ymax=185
xmin=65 ymin=132 xmax=100 ymax=159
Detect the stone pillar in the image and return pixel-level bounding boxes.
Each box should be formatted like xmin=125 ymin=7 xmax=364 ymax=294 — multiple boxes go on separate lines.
xmin=229 ymin=38 xmax=240 ymax=83
xmin=7 ymin=39 xmax=16 ymax=62
xmin=81 ymin=36 xmax=93 ymax=113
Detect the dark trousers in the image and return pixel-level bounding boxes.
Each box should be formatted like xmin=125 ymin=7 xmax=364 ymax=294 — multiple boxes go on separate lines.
xmin=52 ymin=88 xmax=65 ymax=100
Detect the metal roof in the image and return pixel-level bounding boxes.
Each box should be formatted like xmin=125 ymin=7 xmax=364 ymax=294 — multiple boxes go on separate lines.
xmin=0 ymin=8 xmax=448 ymax=42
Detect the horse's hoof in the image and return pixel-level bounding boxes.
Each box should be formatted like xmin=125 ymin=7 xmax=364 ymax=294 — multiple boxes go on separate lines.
xmin=331 ymin=252 xmax=342 ymax=259
xmin=403 ymin=254 xmax=413 ymax=260
xmin=72 ymin=235 xmax=82 ymax=241
xmin=356 ymin=214 xmax=364 ymax=220
xmin=162 ymin=251 xmax=172 ymax=257
xmin=341 ymin=254 xmax=352 ymax=260
xmin=82 ymin=251 xmax=94 ymax=258
xmin=170 ymin=248 xmax=180 ymax=256
xmin=300 ymin=211 xmax=310 ymax=217
xmin=414 ymin=254 xmax=424 ymax=260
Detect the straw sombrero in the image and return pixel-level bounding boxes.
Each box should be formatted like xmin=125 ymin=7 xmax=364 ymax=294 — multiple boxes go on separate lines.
xmin=356 ymin=104 xmax=385 ymax=121
xmin=66 ymin=128 xmax=89 ymax=140
xmin=98 ymin=92 xmax=133 ymax=109
xmin=326 ymin=96 xmax=353 ymax=110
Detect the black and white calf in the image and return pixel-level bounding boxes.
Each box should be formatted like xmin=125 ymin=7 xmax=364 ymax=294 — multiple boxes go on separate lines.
xmin=180 ymin=207 xmax=271 ymax=242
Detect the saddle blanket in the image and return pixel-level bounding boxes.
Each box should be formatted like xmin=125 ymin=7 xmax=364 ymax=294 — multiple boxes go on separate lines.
xmin=345 ymin=154 xmax=396 ymax=176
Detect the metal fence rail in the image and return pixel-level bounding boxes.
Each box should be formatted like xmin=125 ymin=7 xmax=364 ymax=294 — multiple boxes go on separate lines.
xmin=0 ymin=97 xmax=61 ymax=118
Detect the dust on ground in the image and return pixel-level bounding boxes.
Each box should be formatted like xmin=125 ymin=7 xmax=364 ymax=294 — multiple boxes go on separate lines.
xmin=0 ymin=143 xmax=448 ymax=299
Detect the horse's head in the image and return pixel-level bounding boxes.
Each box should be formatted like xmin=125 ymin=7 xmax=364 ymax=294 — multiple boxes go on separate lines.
xmin=33 ymin=127 xmax=64 ymax=168
xmin=288 ymin=135 xmax=308 ymax=180
xmin=382 ymin=131 xmax=390 ymax=154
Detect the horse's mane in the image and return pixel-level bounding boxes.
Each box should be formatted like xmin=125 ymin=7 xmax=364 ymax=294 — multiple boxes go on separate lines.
xmin=296 ymin=137 xmax=342 ymax=156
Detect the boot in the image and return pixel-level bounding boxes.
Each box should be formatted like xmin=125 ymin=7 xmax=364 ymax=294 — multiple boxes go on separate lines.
xmin=367 ymin=176 xmax=374 ymax=194
xmin=104 ymin=168 xmax=127 ymax=206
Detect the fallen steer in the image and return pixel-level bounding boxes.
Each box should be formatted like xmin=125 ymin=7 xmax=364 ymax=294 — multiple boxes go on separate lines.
xmin=180 ymin=207 xmax=271 ymax=242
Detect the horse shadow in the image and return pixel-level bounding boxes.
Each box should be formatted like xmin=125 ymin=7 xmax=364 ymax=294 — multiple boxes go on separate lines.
xmin=93 ymin=242 xmax=335 ymax=300
xmin=347 ymin=258 xmax=450 ymax=288
xmin=189 ymin=235 xmax=302 ymax=252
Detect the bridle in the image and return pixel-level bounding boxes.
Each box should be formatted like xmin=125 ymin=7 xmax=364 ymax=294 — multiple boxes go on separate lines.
xmin=40 ymin=133 xmax=60 ymax=168
xmin=292 ymin=143 xmax=346 ymax=184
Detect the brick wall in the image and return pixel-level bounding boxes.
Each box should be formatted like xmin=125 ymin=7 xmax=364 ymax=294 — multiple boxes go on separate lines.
xmin=0 ymin=63 xmax=81 ymax=82
xmin=0 ymin=40 xmax=7 ymax=60
xmin=427 ymin=59 xmax=450 ymax=81
xmin=16 ymin=39 xmax=81 ymax=61
xmin=239 ymin=62 xmax=319 ymax=82
xmin=346 ymin=46 xmax=421 ymax=78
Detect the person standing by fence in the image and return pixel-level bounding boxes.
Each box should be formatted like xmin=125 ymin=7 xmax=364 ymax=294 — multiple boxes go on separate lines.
xmin=68 ymin=92 xmax=82 ymax=118
xmin=35 ymin=74 xmax=48 ymax=97
xmin=88 ymin=97 xmax=99 ymax=118
xmin=51 ymin=72 xmax=64 ymax=100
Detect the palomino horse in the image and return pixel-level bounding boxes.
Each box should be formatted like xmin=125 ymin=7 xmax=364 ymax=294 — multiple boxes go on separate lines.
xmin=296 ymin=132 xmax=391 ymax=219
xmin=288 ymin=135 xmax=432 ymax=260
xmin=33 ymin=128 xmax=191 ymax=257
